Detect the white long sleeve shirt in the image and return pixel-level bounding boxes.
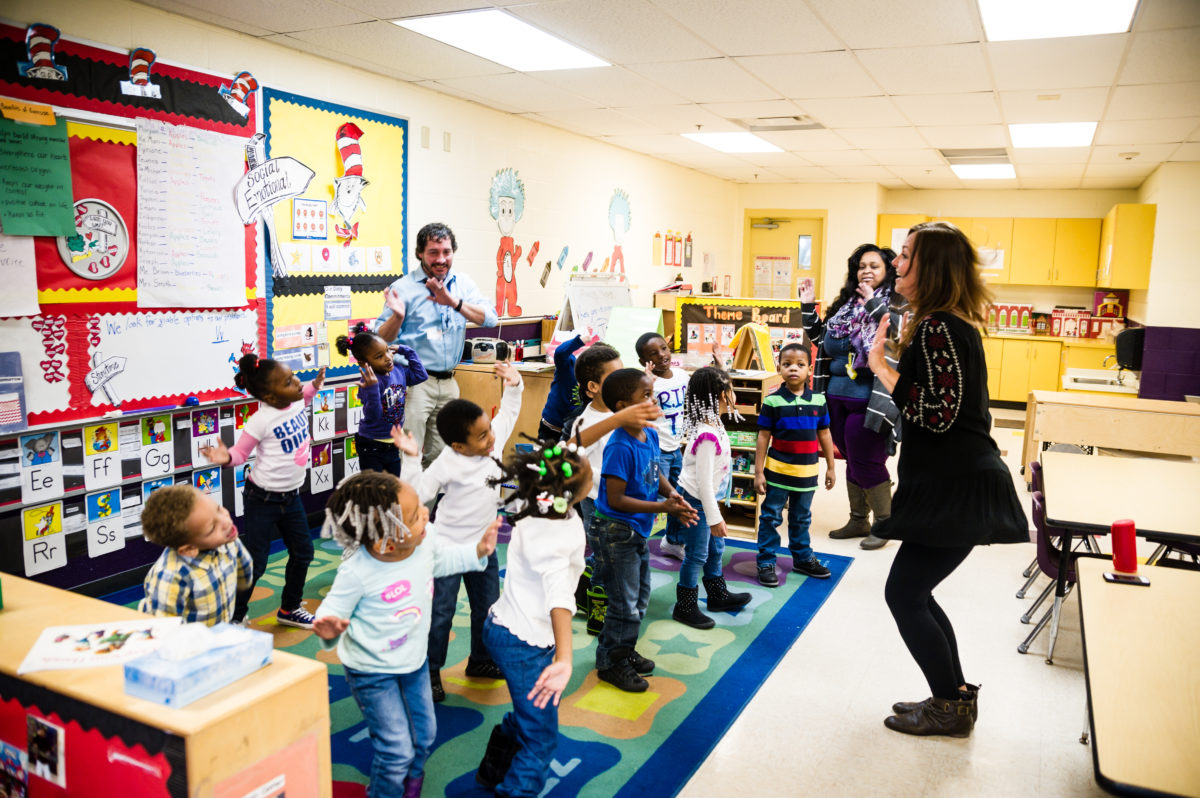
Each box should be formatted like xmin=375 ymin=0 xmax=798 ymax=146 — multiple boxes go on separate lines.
xmin=571 ymin=403 xmax=613 ymax=501
xmin=489 ymin=513 xmax=586 ymax=648
xmin=677 ymin=422 xmax=732 ymax=526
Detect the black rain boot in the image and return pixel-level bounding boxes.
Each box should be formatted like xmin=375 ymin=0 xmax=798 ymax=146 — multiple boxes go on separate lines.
xmin=475 ymin=724 xmax=521 ymax=789
xmin=672 ymin=585 xmax=715 ymax=629
xmin=829 ymin=482 xmax=870 ymax=539
xmin=702 ymin=576 xmax=751 ymax=612
xmin=884 ymin=696 xmax=974 ymax=738
xmin=893 ymin=683 xmax=980 ymax=723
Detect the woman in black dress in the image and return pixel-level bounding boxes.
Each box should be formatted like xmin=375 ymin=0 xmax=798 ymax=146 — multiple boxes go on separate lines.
xmin=867 ymin=222 xmax=1027 ymax=738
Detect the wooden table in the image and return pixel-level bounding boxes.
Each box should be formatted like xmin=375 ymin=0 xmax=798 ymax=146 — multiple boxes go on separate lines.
xmin=0 ymin=574 xmax=331 ymax=797
xmin=1076 ymin=558 xmax=1200 ymax=797
xmin=1021 ymin=390 xmax=1200 ymax=486
xmin=454 ymin=362 xmax=554 ymax=458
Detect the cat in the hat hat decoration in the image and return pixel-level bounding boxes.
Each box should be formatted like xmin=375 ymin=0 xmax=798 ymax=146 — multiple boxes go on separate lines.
xmin=19 ymin=23 xmax=68 ymax=81
xmin=219 ymin=70 xmax=258 ymax=117
xmin=489 ymin=168 xmax=527 ymax=317
xmin=332 ymin=123 xmax=369 ymax=246
xmin=121 ymin=47 xmax=161 ymax=98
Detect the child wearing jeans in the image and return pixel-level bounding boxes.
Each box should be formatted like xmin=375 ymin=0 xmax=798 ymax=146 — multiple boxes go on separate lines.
xmin=474 ymin=441 xmax=593 ymax=797
xmin=635 ymin=332 xmax=690 ymax=558
xmin=200 ymin=354 xmax=324 ymax=628
xmin=592 ymin=368 xmax=697 ymax=693
xmin=754 ymin=343 xmax=836 ymax=586
xmin=313 ymin=471 xmax=499 ymax=798
xmin=672 ymin=367 xmax=751 ymax=628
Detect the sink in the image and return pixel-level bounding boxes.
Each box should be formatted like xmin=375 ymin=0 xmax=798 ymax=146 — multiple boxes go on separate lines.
xmin=1062 ymin=368 xmax=1139 ymax=394
xmin=1072 ymin=376 xmax=1124 ymax=385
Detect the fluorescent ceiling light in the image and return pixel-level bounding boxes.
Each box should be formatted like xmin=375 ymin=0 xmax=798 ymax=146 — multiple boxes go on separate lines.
xmin=682 ymin=132 xmax=782 ymax=153
xmin=1010 ymin=121 xmax=1097 ymax=148
xmin=394 ymin=9 xmax=608 ymax=71
xmin=978 ymin=0 xmax=1138 ymax=41
xmin=951 ymin=163 xmax=1016 ymax=179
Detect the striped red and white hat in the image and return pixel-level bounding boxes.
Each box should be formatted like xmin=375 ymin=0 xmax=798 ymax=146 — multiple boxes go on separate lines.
xmin=128 ymin=48 xmax=155 ymax=85
xmin=25 ymin=23 xmax=60 ymax=68
xmin=225 ymin=71 xmax=258 ymax=103
xmin=337 ymin=123 xmax=367 ymax=180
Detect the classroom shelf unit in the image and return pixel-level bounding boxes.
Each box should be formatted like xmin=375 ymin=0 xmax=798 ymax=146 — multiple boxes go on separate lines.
xmin=721 ymin=371 xmax=781 ymax=541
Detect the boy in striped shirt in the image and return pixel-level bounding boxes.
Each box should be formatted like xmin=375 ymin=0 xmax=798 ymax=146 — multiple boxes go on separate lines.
xmin=754 ymin=343 xmax=836 ymax=586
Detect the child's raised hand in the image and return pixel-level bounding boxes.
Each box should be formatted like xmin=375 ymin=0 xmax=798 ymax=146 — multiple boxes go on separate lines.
xmin=477 ymin=515 xmax=501 ymax=559
xmin=312 ymin=615 xmax=349 ymax=640
xmin=199 ymin=440 xmax=231 ymax=466
xmin=529 ymin=660 xmax=572 ymax=709
xmin=615 ymin=399 xmax=660 ymax=428
xmin=825 ymin=469 xmax=836 ymax=491
xmin=358 ymin=363 xmax=378 ymax=387
xmin=494 ymin=361 xmax=521 ymax=388
xmin=753 ymin=472 xmax=766 ymax=496
xmin=391 ymin=425 xmax=420 ymax=457
xmin=312 ymin=366 xmax=327 ymax=390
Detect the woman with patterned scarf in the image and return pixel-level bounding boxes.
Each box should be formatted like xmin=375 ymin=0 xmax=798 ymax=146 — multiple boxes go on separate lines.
xmin=800 ymin=243 xmax=903 ymax=550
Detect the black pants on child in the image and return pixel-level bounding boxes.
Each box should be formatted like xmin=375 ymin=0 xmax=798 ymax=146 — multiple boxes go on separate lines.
xmin=355 ymin=434 xmax=401 ymax=477
xmin=235 ymin=482 xmax=314 ymax=621
xmin=883 ymin=541 xmax=973 ymax=701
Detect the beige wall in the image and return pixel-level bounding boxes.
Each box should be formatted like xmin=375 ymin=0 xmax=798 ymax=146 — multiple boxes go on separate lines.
xmin=1137 ymin=162 xmax=1200 ymax=329
xmin=884 ymin=189 xmax=1137 ymax=218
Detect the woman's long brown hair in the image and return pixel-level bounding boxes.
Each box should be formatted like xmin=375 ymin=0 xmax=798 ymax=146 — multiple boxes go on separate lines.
xmin=899 ymin=221 xmax=993 ymax=352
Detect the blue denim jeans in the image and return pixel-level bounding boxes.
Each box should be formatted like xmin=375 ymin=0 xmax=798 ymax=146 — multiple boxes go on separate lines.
xmin=428 ymin=552 xmax=499 ymax=670
xmin=678 ymin=487 xmax=725 ymax=589
xmin=355 ymin=434 xmax=401 ymax=477
xmin=344 ymin=662 xmax=437 ymax=797
xmin=593 ymin=516 xmax=650 ymax=670
xmin=756 ymin=484 xmax=816 ymax=568
xmin=483 ymin=617 xmax=559 ymax=798
xmin=235 ymin=482 xmax=314 ymax=621
xmin=579 ymin=497 xmax=603 ymax=590
xmin=658 ymin=448 xmax=684 ymax=545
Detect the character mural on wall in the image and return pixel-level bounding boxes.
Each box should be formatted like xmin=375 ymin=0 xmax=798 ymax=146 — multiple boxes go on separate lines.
xmin=332 ymin=123 xmax=369 ymax=247
xmin=489 ymin=167 xmax=527 ymax=317
xmin=608 ymin=189 xmax=631 ymax=275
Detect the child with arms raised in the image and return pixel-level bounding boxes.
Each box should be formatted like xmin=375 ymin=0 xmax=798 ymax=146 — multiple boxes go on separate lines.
xmin=473 ymin=440 xmax=593 ymax=796
xmin=635 ymin=332 xmax=690 ymax=558
xmin=200 ymin=355 xmax=324 ymax=628
xmin=313 ymin=471 xmax=499 ymax=798
xmin=336 ymin=322 xmax=427 ymax=476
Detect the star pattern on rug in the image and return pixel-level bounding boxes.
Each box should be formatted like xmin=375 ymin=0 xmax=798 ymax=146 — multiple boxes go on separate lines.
xmin=654 ymin=632 xmax=707 ymax=658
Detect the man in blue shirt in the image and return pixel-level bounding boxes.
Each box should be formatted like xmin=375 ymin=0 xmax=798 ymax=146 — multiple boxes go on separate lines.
xmin=376 ymin=223 xmax=498 ymax=466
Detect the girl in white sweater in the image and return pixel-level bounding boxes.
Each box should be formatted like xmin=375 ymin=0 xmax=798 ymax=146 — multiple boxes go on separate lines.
xmin=673 ymin=367 xmax=752 ymax=629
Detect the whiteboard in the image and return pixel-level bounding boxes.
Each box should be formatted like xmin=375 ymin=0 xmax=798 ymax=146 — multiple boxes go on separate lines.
xmin=556 ymin=277 xmax=631 ymax=340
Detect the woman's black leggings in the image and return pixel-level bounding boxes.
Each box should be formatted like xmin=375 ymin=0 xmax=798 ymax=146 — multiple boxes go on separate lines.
xmin=884 ymin=541 xmax=974 ymax=701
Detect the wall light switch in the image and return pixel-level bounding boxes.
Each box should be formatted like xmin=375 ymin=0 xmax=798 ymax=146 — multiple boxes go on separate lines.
xmin=421 ymin=126 xmax=430 ymax=148
xmin=443 ymin=131 xmax=452 ymax=152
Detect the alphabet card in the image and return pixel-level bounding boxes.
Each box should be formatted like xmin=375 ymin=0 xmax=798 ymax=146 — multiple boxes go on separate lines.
xmin=233 ymin=459 xmax=254 ymax=516
xmin=191 ymin=408 xmax=220 ymax=463
xmin=140 ymin=414 xmax=173 ymax=477
xmin=85 ymin=488 xmax=125 ymax=558
xmin=344 ymin=435 xmax=360 ymax=477
xmin=312 ymin=388 xmax=335 ymax=441
xmin=346 ymin=385 xmax=362 ymax=434
xmin=19 ymin=430 xmax=63 ymax=504
xmin=142 ymin=476 xmax=174 ymax=502
xmin=83 ymin=422 xmax=121 ymax=491
xmin=23 ymin=501 xmax=66 ymax=576
xmin=234 ymin=401 xmax=257 ymax=430
xmin=192 ymin=466 xmax=221 ymax=503
xmin=310 ymin=441 xmax=332 ymax=493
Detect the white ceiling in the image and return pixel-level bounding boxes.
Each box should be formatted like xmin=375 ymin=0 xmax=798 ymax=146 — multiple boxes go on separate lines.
xmin=136 ymin=0 xmax=1200 ymax=189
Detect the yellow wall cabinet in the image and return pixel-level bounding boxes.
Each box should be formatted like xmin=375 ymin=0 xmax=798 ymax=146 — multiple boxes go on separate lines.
xmin=996 ymin=338 xmax=1063 ymax=402
xmin=1052 ymin=218 xmax=1102 ymax=286
xmin=1009 ymin=218 xmax=1057 ymax=285
xmin=971 ymin=217 xmax=1014 ymax=284
xmin=1062 ymin=342 xmax=1116 ymax=372
xmin=1098 ymin=204 xmax=1156 ymax=290
xmin=876 ymin=214 xmax=927 ymax=249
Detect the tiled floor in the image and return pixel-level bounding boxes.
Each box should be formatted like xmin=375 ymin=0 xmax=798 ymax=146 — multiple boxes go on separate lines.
xmin=681 ymin=408 xmax=1109 ymax=797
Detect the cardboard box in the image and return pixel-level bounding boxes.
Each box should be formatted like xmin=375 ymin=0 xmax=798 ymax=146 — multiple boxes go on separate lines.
xmin=1052 ymin=308 xmax=1090 ymax=338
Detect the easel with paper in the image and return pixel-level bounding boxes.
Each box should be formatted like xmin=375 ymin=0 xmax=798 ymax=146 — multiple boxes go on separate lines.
xmin=552 ymin=274 xmax=631 ymax=342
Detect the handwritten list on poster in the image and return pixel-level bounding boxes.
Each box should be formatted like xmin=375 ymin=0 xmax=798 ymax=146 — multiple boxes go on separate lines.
xmin=0 ymin=234 xmax=40 ymax=316
xmin=0 ymin=116 xmax=76 ymax=236
xmin=136 ymin=119 xmax=247 ymax=309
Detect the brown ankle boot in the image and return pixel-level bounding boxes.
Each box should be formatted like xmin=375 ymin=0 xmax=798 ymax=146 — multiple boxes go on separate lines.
xmin=884 ymin=696 xmax=974 ymax=738
xmin=893 ymin=683 xmax=980 ymax=722
xmin=829 ymin=483 xmax=870 ymax=538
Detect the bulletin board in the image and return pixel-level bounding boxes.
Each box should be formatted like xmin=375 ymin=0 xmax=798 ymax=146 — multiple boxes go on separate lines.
xmin=261 ymin=88 xmax=408 ymax=379
xmin=675 ymin=296 xmax=808 ymax=362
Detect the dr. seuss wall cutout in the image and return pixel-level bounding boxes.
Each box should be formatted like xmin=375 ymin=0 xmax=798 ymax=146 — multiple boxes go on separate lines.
xmin=489 ymin=168 xmax=539 ymax=317
xmin=121 ymin=47 xmax=160 ymax=98
xmin=19 ymin=23 xmax=67 ymax=81
xmin=333 ymin=123 xmax=368 ymax=247
xmin=219 ymin=70 xmax=258 ymax=118
xmin=608 ymin=189 xmax=630 ymax=275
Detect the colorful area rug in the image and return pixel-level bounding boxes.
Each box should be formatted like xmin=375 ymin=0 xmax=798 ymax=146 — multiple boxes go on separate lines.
xmin=114 ymin=531 xmax=850 ymax=797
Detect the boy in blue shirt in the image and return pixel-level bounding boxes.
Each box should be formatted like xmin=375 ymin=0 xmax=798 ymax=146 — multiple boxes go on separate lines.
xmin=593 ymin=368 xmax=698 ymax=692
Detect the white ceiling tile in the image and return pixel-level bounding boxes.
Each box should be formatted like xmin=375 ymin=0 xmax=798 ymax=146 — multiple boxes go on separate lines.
xmin=1107 ymin=83 xmax=1200 ymax=119
xmin=795 ymin=150 xmax=876 ymax=166
xmin=533 ymin=66 xmax=688 ymax=108
xmin=794 ymin=97 xmax=909 ymax=128
xmin=706 ymin=167 xmax=782 ymax=182
xmin=617 ymin=104 xmax=742 ymax=134
xmin=1009 ymin=147 xmax=1091 ymax=164
xmin=905 ymin=177 xmax=966 ymax=189
xmin=959 ymin=177 xmax=1018 ymax=188
xmin=771 ymin=165 xmax=842 ymax=180
xmin=700 ymin=99 xmax=807 ymax=121
xmin=804 ymin=0 xmax=982 ymax=49
xmin=653 ymin=0 xmax=843 ymax=55
xmin=598 ymin=134 xmax=714 ymax=155
xmin=1019 ymin=178 xmax=1083 ymax=189
xmin=1169 ymin=142 xmax=1200 ymax=160
xmin=258 ymin=32 xmax=423 ymax=83
xmin=669 ymin=151 xmax=760 ymax=168
xmin=735 ymin=51 xmax=882 ymax=99
xmin=858 ymin=44 xmax=991 ymax=95
xmin=917 ymin=125 xmax=1008 ymax=148
xmin=626 ymin=58 xmax=780 ymax=104
xmin=511 ymin=0 xmax=719 ymax=64
xmin=1096 ymin=118 xmax=1200 ymax=145
xmin=1120 ymin=29 xmax=1200 ymax=86
xmin=826 ymin=165 xmax=900 ymax=180
xmin=335 ymin=0 xmax=482 ymax=17
xmin=1132 ymin=0 xmax=1200 ymax=31
xmin=1015 ymin=163 xmax=1087 ymax=179
xmin=415 ymin=80 xmax=524 ymax=114
xmin=1090 ymin=143 xmax=1179 ymax=164
xmin=755 ymin=129 xmax=853 ymax=150
xmin=529 ymin=108 xmax=659 ymax=137
xmin=435 ymin=73 xmax=599 ymax=113
xmin=1084 ymin=161 xmax=1158 ymax=178
xmin=135 ymin=0 xmax=278 ymax=36
xmin=285 ymin=21 xmax=509 ymax=80
xmin=865 ymin=148 xmax=947 ymax=166
xmin=208 ymin=0 xmax=374 ymax=34
xmin=839 ymin=127 xmax=928 ymax=148
xmin=889 ymin=165 xmax=959 ymax=179
xmin=1080 ymin=176 xmax=1149 ymax=189
xmin=986 ymin=36 xmax=1126 ymax=91
xmin=891 ymin=93 xmax=1001 ymax=127
xmin=998 ymin=88 xmax=1110 ymax=123
xmin=879 ymin=179 xmax=910 ymax=189
xmin=732 ymin=151 xmax=813 ymax=168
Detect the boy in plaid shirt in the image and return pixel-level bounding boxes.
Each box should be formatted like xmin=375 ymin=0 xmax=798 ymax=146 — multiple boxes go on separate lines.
xmin=139 ymin=484 xmax=253 ymax=626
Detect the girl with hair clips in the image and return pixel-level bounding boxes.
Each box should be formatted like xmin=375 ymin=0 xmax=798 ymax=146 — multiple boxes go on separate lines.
xmin=671 ymin=367 xmax=752 ymax=629
xmin=801 ymin=243 xmax=903 ymax=551
xmin=336 ymin=322 xmax=427 ymax=477
xmin=313 ymin=470 xmax=499 ymax=798
xmin=474 ymin=438 xmax=593 ymax=797
xmin=867 ymin=222 xmax=1027 ymax=738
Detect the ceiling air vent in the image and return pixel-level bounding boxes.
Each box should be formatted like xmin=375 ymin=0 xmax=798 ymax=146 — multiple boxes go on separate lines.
xmin=741 ymin=115 xmax=825 ymax=132
xmin=939 ymin=148 xmax=1010 ymax=165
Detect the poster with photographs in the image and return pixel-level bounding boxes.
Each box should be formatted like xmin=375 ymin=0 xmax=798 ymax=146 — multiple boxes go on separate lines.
xmin=26 ymin=716 xmax=63 ymax=788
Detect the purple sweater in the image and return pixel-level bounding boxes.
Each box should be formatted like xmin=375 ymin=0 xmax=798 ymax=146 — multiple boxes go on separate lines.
xmin=357 ymin=344 xmax=428 ymax=439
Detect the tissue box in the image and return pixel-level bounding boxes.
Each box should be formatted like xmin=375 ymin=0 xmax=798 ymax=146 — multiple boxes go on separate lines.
xmin=124 ymin=623 xmax=273 ymax=707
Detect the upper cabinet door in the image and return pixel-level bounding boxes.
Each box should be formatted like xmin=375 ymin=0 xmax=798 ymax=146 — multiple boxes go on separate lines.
xmin=971 ymin=217 xmax=1013 ymax=285
xmin=1053 ymin=218 xmax=1102 ymax=287
xmin=1010 ymin=218 xmax=1056 ymax=285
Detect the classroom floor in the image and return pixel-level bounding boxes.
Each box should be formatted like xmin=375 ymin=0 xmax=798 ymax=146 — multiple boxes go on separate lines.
xmin=681 ymin=407 xmax=1109 ymax=798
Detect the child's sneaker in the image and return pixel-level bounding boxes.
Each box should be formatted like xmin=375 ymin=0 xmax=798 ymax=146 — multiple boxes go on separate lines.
xmin=586 ymin=586 xmax=607 ymax=635
xmin=757 ymin=564 xmax=779 ymax=587
xmin=598 ymin=659 xmax=648 ymax=693
xmin=626 ymin=650 xmax=655 ymax=675
xmin=792 ymin=557 xmax=832 ymax=579
xmin=277 ymin=606 xmax=315 ymax=629
xmin=659 ymin=539 xmax=686 ymax=560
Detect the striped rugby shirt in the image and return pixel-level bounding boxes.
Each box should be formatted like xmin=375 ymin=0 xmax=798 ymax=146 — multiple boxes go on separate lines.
xmin=758 ymin=385 xmax=830 ymax=492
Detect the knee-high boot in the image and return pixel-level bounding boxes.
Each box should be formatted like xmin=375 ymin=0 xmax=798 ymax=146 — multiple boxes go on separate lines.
xmin=829 ymin=482 xmax=870 ymax=539
xmin=860 ymin=480 xmax=892 ymax=550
